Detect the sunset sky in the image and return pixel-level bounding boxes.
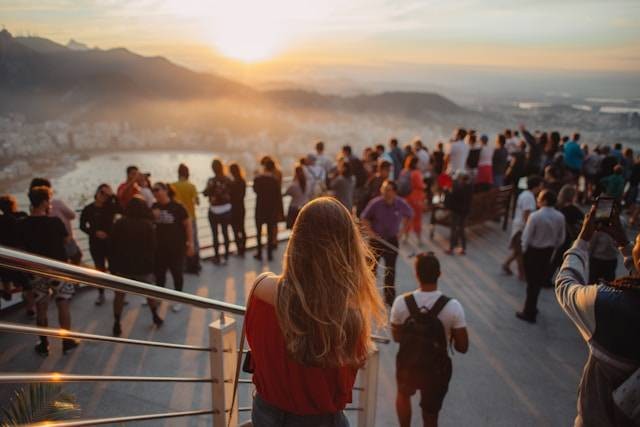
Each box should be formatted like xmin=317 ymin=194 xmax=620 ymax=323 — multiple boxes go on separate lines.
xmin=2 ymin=0 xmax=640 ymax=93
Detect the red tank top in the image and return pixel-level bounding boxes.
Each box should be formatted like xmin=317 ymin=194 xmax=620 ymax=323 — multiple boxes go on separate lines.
xmin=245 ymin=295 xmax=358 ymax=415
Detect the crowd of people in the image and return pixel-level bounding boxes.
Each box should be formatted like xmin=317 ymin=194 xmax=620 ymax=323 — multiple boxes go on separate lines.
xmin=1 ymin=126 xmax=639 ymax=426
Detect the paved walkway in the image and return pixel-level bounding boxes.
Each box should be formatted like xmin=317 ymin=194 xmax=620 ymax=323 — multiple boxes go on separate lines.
xmin=0 ymin=221 xmax=590 ymax=426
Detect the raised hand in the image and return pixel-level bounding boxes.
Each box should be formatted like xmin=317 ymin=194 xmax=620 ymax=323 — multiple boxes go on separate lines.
xmin=578 ymin=205 xmax=597 ymax=242
xmin=601 ymin=206 xmax=629 ymax=247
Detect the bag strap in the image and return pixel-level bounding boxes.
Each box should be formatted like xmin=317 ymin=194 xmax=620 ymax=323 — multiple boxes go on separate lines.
xmin=403 ymin=293 xmax=421 ymax=318
xmin=227 ymin=272 xmax=270 ymax=427
xmin=429 ymin=295 xmax=451 ymax=317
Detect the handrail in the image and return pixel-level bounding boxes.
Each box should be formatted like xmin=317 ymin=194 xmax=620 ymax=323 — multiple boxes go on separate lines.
xmin=0 ymin=321 xmax=211 ymax=351
xmin=0 ymin=246 xmax=245 ymax=315
xmin=0 ymin=373 xmax=212 ymax=383
xmin=0 ymin=245 xmax=391 ymax=344
xmin=28 ymin=409 xmax=216 ymax=427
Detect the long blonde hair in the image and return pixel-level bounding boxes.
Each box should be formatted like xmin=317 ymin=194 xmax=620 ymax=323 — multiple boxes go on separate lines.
xmin=277 ymin=197 xmax=386 ymax=367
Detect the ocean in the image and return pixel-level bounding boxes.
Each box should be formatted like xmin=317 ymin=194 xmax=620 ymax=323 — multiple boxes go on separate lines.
xmin=8 ymin=150 xmax=224 ymax=211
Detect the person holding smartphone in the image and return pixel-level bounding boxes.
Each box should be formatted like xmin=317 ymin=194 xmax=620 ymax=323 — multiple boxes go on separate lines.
xmin=556 ymin=205 xmax=640 ymax=426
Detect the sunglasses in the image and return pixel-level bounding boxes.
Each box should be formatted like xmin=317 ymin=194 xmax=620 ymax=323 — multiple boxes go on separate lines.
xmin=152 ymin=187 xmax=162 ymax=193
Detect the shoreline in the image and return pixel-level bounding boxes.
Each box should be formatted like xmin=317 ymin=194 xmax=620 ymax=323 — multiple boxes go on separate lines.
xmin=0 ymin=147 xmax=225 ymax=195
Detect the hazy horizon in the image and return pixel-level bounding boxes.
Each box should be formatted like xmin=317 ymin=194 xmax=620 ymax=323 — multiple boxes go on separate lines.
xmin=3 ymin=0 xmax=640 ymax=100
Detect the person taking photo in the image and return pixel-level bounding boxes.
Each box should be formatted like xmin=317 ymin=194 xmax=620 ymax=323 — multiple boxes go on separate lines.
xmin=556 ymin=205 xmax=640 ymax=426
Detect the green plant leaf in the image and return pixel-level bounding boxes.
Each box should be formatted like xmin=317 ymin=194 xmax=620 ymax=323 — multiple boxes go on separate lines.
xmin=1 ymin=383 xmax=81 ymax=426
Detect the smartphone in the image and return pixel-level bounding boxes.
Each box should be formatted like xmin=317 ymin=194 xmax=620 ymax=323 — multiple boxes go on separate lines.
xmin=595 ymin=196 xmax=615 ymax=223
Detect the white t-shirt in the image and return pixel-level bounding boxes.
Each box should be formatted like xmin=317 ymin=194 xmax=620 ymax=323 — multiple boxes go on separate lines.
xmin=505 ymin=137 xmax=519 ymax=155
xmin=416 ymin=149 xmax=431 ymax=174
xmin=139 ymin=187 xmax=156 ymax=208
xmin=390 ymin=290 xmax=466 ymax=340
xmin=316 ymin=153 xmax=335 ymax=174
xmin=512 ymin=189 xmax=537 ymax=237
xmin=445 ymin=140 xmax=469 ymax=174
xmin=478 ymin=145 xmax=494 ymax=167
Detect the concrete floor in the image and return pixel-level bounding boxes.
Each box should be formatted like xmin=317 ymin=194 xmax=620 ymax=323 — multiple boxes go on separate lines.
xmin=0 ymin=221 xmax=590 ymax=426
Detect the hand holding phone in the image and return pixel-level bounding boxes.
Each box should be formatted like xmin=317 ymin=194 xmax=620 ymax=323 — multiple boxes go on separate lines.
xmin=594 ymin=196 xmax=615 ymax=225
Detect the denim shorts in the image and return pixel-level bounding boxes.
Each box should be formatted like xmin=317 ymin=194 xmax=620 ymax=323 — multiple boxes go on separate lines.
xmin=251 ymin=394 xmax=349 ymax=427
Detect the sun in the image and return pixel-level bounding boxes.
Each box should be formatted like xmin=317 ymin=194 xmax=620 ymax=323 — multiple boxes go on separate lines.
xmin=213 ymin=27 xmax=283 ymax=63
xmin=207 ymin=4 xmax=290 ymax=63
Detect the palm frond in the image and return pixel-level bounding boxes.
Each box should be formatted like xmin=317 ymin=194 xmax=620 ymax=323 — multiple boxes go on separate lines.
xmin=1 ymin=383 xmax=81 ymax=426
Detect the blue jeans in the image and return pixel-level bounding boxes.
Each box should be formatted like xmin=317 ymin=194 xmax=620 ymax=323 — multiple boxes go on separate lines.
xmin=251 ymin=395 xmax=349 ymax=427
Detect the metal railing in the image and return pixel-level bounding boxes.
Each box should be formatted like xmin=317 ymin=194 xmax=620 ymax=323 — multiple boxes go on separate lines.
xmin=0 ymin=245 xmax=388 ymax=426
xmin=68 ymin=177 xmax=294 ymax=261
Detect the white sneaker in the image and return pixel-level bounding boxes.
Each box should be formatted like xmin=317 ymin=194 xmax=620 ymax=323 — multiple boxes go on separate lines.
xmin=171 ymin=303 xmax=182 ymax=313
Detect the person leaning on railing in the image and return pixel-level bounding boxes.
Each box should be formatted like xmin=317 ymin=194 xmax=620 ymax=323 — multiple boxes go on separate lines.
xmin=246 ymin=197 xmax=387 ymax=426
xmin=555 ymin=205 xmax=640 ymax=426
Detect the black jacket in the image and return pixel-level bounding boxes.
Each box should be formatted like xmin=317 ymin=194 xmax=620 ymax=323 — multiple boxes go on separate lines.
xmin=253 ymin=174 xmax=284 ymax=223
xmin=110 ymin=217 xmax=156 ymax=276
xmin=79 ymin=198 xmax=120 ymax=243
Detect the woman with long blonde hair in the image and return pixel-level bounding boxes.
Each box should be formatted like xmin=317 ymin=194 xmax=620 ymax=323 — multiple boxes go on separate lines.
xmin=246 ymin=196 xmax=387 ymax=426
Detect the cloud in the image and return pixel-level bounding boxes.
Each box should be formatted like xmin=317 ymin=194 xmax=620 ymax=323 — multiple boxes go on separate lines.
xmin=2 ymin=0 xmax=639 ymax=72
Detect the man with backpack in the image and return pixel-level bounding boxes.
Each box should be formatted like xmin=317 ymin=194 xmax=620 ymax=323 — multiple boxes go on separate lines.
xmin=303 ymin=154 xmax=327 ymax=199
xmin=391 ymin=252 xmax=468 ymax=427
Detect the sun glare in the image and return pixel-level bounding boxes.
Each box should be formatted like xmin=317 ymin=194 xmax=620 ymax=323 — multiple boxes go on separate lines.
xmin=206 ymin=3 xmax=293 ymax=63
xmin=214 ymin=27 xmax=283 ymax=63
xmin=195 ymin=0 xmax=339 ymax=63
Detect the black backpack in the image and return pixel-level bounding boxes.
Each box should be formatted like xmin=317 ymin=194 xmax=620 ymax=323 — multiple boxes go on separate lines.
xmin=396 ymin=294 xmax=451 ymax=386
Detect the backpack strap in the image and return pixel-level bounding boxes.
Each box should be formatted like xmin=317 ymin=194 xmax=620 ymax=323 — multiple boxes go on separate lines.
xmin=428 ymin=295 xmax=451 ymax=317
xmin=403 ymin=293 xmax=421 ymax=318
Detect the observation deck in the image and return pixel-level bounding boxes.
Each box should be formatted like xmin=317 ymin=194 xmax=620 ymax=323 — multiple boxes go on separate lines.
xmin=0 ymin=217 xmax=589 ymax=426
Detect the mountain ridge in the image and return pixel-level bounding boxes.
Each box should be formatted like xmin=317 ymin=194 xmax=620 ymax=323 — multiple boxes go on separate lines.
xmin=0 ymin=29 xmax=464 ymax=122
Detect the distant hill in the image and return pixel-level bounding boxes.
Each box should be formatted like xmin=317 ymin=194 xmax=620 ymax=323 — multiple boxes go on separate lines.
xmin=0 ymin=29 xmax=464 ymax=122
xmin=1 ymin=30 xmax=253 ymax=106
xmin=264 ymin=89 xmax=463 ymax=117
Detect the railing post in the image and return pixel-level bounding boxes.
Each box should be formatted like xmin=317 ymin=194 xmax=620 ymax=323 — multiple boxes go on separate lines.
xmin=209 ymin=314 xmax=238 ymax=427
xmin=358 ymin=348 xmax=380 ymax=427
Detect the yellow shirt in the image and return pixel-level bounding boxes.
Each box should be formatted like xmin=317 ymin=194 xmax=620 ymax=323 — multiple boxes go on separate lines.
xmin=172 ymin=179 xmax=198 ymax=219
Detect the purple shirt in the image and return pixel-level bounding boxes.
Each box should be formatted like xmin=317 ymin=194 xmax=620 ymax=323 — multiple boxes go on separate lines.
xmin=360 ymin=196 xmax=413 ymax=239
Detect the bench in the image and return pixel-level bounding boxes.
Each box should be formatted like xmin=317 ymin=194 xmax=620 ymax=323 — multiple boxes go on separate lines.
xmin=429 ymin=185 xmax=513 ymax=239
